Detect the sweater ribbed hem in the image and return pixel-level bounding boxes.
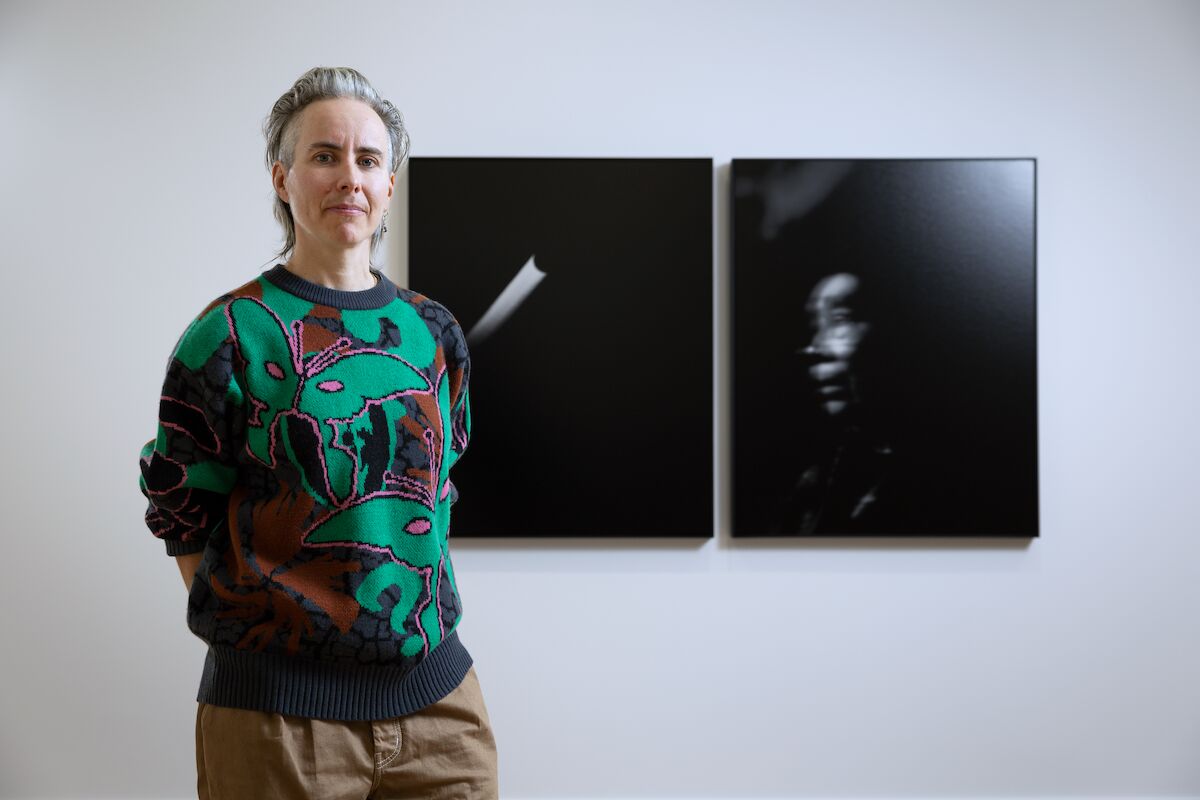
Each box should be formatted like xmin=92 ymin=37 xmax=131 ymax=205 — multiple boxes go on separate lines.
xmin=262 ymin=264 xmax=398 ymax=310
xmin=196 ymin=631 xmax=473 ymax=721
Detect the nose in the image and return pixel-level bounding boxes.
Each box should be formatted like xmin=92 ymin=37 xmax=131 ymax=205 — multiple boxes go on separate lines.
xmin=798 ymin=334 xmax=830 ymax=363
xmin=337 ymin=162 xmax=364 ymax=193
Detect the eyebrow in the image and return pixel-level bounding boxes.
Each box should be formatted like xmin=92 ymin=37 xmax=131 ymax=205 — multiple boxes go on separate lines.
xmin=308 ymin=141 xmax=386 ymax=157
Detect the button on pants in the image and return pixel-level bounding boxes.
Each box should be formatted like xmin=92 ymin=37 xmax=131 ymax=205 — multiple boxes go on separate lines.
xmin=195 ymin=666 xmax=498 ymax=799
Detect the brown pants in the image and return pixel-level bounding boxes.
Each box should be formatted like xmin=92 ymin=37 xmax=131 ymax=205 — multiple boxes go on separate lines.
xmin=195 ymin=666 xmax=498 ymax=799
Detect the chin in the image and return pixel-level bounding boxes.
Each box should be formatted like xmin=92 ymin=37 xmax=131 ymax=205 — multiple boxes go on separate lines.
xmin=822 ymin=400 xmax=849 ymax=416
xmin=326 ymin=230 xmax=370 ymax=248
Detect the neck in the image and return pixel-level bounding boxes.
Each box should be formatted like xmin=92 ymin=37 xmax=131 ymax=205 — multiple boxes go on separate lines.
xmin=285 ymin=239 xmax=377 ymax=291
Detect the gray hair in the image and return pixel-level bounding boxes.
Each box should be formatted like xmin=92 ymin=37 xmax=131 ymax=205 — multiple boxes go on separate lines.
xmin=263 ymin=67 xmax=410 ymax=263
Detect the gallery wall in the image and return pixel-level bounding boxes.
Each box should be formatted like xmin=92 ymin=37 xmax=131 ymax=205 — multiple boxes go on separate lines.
xmin=1 ymin=0 xmax=1198 ymax=797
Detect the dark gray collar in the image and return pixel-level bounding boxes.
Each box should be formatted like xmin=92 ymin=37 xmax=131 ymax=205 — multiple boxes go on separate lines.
xmin=263 ymin=264 xmax=397 ymax=310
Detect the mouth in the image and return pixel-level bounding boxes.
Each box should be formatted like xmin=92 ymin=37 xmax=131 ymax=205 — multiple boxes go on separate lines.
xmin=327 ymin=205 xmax=366 ymax=214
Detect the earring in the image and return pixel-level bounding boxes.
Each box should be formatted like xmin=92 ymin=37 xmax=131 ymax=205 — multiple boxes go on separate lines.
xmin=381 ymin=209 xmax=389 ymax=234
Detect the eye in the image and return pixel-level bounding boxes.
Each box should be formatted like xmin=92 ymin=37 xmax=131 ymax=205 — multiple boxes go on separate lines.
xmin=360 ymin=156 xmax=378 ymax=167
xmin=314 ymin=152 xmax=333 ymax=163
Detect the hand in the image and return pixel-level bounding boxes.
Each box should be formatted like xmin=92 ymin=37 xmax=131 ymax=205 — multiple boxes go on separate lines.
xmin=175 ymin=551 xmax=204 ymax=591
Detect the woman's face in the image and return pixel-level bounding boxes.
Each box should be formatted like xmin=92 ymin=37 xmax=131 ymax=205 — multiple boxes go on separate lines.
xmin=801 ymin=272 xmax=871 ymax=417
xmin=272 ymin=97 xmax=394 ymax=259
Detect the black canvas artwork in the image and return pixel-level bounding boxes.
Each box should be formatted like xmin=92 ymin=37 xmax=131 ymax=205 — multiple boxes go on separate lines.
xmin=409 ymin=158 xmax=713 ymax=537
xmin=732 ymin=159 xmax=1038 ymax=537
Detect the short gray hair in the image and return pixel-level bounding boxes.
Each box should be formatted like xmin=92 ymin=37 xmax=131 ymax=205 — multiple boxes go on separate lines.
xmin=263 ymin=67 xmax=410 ymax=263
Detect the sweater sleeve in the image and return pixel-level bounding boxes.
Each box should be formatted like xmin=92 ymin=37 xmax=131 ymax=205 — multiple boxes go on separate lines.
xmin=139 ymin=302 xmax=244 ymax=556
xmin=445 ymin=315 xmax=471 ymax=504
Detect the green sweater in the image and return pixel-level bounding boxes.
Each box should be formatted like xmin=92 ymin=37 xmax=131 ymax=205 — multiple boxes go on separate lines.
xmin=139 ymin=265 xmax=474 ymax=720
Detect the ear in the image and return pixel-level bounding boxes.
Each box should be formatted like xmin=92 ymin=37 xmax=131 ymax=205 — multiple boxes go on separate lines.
xmin=271 ymin=161 xmax=290 ymax=204
xmin=386 ymin=171 xmax=395 ymax=200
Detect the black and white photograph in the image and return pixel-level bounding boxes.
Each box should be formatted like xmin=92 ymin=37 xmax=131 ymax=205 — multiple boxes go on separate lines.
xmin=731 ymin=159 xmax=1038 ymax=537
xmin=409 ymin=157 xmax=714 ymax=537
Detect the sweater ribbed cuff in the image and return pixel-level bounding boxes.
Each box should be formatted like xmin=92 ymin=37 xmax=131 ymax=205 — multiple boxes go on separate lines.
xmin=165 ymin=537 xmax=207 ymax=557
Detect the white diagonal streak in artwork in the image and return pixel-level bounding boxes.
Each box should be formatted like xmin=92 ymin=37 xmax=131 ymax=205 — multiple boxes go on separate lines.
xmin=465 ymin=255 xmax=547 ymax=346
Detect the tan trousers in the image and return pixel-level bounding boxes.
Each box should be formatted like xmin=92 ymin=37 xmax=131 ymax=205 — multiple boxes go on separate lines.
xmin=195 ymin=666 xmax=498 ymax=799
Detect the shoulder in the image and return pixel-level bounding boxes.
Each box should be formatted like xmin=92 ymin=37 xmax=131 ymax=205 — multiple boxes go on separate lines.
xmin=396 ymin=286 xmax=468 ymax=349
xmin=169 ymin=274 xmax=268 ymax=363
xmin=194 ymin=274 xmax=265 ymax=318
xmin=396 ymin=286 xmax=460 ymax=325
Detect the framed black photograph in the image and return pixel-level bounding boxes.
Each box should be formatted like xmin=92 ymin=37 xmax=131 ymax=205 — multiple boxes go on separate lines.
xmin=731 ymin=159 xmax=1038 ymax=537
xmin=410 ymin=157 xmax=714 ymax=537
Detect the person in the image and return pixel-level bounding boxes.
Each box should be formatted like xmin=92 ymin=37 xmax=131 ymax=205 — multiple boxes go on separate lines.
xmin=770 ymin=271 xmax=904 ymax=535
xmin=138 ymin=66 xmax=498 ymax=799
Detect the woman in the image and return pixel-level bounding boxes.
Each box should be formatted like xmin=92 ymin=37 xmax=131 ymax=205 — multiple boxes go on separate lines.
xmin=138 ymin=66 xmax=498 ymax=799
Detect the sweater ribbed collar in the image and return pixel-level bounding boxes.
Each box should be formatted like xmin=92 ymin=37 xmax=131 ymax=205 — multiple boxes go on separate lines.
xmin=263 ymin=264 xmax=397 ymax=310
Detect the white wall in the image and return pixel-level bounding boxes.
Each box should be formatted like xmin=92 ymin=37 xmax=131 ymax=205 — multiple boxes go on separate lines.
xmin=1 ymin=1 xmax=1198 ymax=797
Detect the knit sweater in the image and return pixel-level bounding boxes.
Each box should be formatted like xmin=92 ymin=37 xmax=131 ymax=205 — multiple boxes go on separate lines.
xmin=139 ymin=265 xmax=474 ymax=721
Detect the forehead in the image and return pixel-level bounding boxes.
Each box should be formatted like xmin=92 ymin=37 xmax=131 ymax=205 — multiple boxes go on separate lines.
xmin=807 ymin=272 xmax=861 ymax=314
xmin=294 ymin=97 xmax=387 ymax=145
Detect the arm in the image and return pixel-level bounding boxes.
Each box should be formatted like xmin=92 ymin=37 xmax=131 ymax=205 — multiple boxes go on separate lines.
xmin=447 ymin=313 xmax=471 ymax=463
xmin=175 ymin=551 xmax=204 ymax=591
xmin=139 ymin=302 xmax=241 ymax=559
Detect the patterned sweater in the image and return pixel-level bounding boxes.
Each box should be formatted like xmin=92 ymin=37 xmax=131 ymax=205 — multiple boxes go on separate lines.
xmin=139 ymin=265 xmax=474 ymax=720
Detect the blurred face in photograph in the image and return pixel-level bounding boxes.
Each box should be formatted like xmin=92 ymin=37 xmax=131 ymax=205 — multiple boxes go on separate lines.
xmin=801 ymin=272 xmax=871 ymax=417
